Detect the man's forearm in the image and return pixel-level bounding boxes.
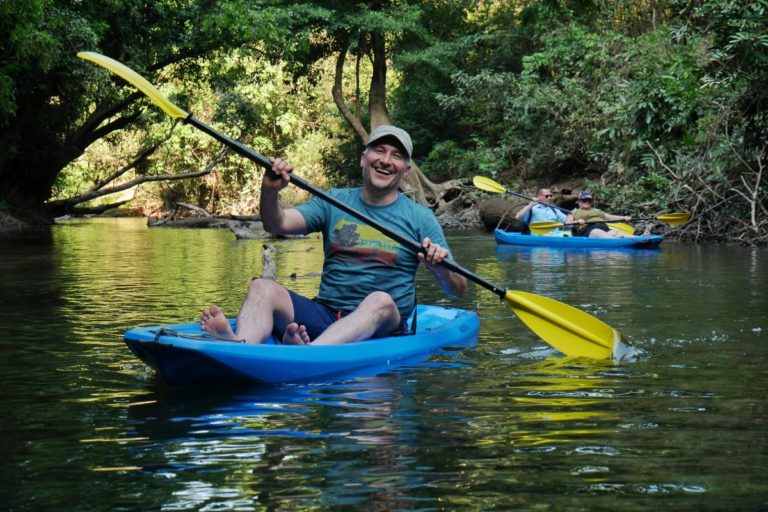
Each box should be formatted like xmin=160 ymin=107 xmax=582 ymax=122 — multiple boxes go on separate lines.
xmin=430 ymin=266 xmax=468 ymax=298
xmin=260 ymin=187 xmax=285 ymax=234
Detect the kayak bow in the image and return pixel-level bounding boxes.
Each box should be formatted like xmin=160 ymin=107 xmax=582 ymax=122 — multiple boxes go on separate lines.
xmin=125 ymin=305 xmax=479 ymax=386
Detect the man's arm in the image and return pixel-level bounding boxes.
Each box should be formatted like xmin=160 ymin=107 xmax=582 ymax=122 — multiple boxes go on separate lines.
xmin=515 ymin=201 xmax=537 ymax=220
xmin=603 ymin=212 xmax=631 ymax=222
xmin=260 ymin=158 xmax=308 ymax=235
xmin=419 ymin=238 xmax=467 ymax=298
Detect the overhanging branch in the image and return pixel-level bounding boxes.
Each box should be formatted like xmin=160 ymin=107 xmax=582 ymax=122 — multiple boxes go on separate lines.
xmin=46 ymin=148 xmax=229 ymax=215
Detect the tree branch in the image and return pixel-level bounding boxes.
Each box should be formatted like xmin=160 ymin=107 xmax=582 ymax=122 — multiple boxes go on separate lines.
xmin=332 ymin=41 xmax=368 ymax=142
xmin=46 ymin=148 xmax=229 ymax=213
xmin=93 ymin=124 xmax=178 ymax=191
xmin=67 ymin=92 xmax=143 ymax=148
xmin=68 ymin=199 xmax=133 ymax=215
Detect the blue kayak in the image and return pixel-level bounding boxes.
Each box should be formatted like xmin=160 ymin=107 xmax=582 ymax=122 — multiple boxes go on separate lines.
xmin=124 ymin=305 xmax=479 ymax=387
xmin=494 ymin=229 xmax=663 ymax=249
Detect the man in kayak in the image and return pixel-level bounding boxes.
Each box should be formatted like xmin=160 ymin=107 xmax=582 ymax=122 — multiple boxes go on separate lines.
xmin=566 ymin=190 xmax=636 ymax=238
xmin=200 ymin=125 xmax=468 ymax=345
xmin=514 ymin=187 xmax=568 ymax=236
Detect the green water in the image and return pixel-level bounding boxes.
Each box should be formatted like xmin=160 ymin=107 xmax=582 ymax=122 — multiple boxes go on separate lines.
xmin=1 ymin=218 xmax=766 ymax=510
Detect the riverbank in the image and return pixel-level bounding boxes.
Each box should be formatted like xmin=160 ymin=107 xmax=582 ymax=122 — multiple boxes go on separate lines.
xmin=3 ymin=201 xmax=761 ymax=245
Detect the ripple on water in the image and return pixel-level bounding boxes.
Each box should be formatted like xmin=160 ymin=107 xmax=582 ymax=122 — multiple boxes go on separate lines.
xmin=2 ymin=221 xmax=767 ymax=511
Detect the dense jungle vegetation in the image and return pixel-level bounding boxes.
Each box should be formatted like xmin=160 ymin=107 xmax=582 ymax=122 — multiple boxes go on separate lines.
xmin=1 ymin=0 xmax=766 ymax=243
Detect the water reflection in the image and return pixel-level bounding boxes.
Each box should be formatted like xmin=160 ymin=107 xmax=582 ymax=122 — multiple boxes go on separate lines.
xmin=116 ymin=375 xmax=437 ymax=510
xmin=2 ymin=220 xmax=767 ymax=511
xmin=464 ymin=357 xmax=619 ymax=450
xmin=493 ymin=244 xmax=662 ymax=298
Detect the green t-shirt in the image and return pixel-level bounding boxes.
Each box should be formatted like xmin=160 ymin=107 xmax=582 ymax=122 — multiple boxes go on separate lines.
xmin=296 ymin=188 xmax=452 ymax=318
xmin=571 ymin=208 xmax=607 ymax=234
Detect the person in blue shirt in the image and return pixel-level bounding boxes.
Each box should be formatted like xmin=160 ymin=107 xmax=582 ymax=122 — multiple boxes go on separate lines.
xmin=515 ymin=187 xmax=568 ymax=234
xmin=200 ymin=125 xmax=467 ymax=345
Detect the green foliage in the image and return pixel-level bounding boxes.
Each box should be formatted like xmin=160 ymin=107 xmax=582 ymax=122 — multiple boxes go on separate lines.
xmin=586 ymin=172 xmax=674 ymax=213
xmin=1 ymin=0 xmax=765 ymax=241
xmin=56 ymin=53 xmax=344 ymax=213
xmin=0 ymin=0 xmax=287 ymax=213
xmin=421 ymin=138 xmax=508 ymax=182
xmin=431 ymin=24 xmax=630 ymax=180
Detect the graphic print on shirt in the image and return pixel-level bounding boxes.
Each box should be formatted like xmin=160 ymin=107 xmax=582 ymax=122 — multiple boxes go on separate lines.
xmin=329 ymin=219 xmax=400 ymax=266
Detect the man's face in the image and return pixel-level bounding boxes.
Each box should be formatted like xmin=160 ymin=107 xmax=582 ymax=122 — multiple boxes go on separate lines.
xmin=537 ymin=189 xmax=553 ymax=203
xmin=360 ymin=141 xmax=411 ymax=195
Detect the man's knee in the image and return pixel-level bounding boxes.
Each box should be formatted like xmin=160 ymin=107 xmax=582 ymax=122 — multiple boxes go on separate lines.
xmin=364 ymin=291 xmax=396 ymax=307
xmin=361 ymin=291 xmax=399 ymax=320
xmin=247 ymin=278 xmax=278 ymax=294
xmin=362 ymin=292 xmax=401 ymax=336
xmin=246 ymin=278 xmax=290 ymax=305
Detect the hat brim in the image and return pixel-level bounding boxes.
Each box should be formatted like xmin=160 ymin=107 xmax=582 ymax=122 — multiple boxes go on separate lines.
xmin=368 ymin=135 xmax=409 ymax=157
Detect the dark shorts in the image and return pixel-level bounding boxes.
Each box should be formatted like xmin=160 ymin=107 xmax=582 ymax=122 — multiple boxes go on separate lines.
xmin=575 ymin=222 xmax=609 ymax=237
xmin=281 ymin=290 xmax=411 ymax=341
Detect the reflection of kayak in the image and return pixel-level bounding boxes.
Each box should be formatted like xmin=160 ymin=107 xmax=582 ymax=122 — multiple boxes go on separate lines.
xmin=124 ymin=305 xmax=479 ymax=387
xmin=494 ymin=229 xmax=663 ymax=249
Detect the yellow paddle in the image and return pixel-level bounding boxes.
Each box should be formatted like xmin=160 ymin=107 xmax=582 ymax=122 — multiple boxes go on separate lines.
xmin=473 ymin=176 xmax=568 ymax=208
xmin=529 ymin=212 xmax=691 ymax=236
xmin=473 ymin=176 xmax=690 ymax=235
xmin=598 ymin=221 xmax=635 ymax=235
xmin=78 ymin=51 xmax=625 ymax=360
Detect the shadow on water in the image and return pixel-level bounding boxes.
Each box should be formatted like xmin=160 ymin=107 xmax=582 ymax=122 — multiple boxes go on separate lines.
xmin=112 ymin=355 xmax=633 ymax=510
xmin=113 ymin=372 xmax=464 ymax=510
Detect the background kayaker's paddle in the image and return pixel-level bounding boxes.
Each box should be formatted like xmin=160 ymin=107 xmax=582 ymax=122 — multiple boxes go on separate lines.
xmin=473 ymin=176 xmax=690 ymax=235
xmin=529 ymin=213 xmax=691 ymax=235
xmin=78 ymin=51 xmax=624 ymax=360
xmin=473 ymin=175 xmax=572 ymax=215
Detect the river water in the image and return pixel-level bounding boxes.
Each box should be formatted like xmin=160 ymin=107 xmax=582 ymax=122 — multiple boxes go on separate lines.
xmin=1 ymin=218 xmax=766 ymax=510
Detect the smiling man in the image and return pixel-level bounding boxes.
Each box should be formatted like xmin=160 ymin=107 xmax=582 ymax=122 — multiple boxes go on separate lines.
xmin=200 ymin=125 xmax=467 ymax=345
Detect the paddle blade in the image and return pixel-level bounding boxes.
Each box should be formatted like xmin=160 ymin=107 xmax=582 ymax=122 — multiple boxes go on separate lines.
xmin=78 ymin=52 xmax=189 ymax=119
xmin=529 ymin=221 xmax=564 ymax=235
xmin=472 ymin=176 xmax=507 ymax=194
xmin=505 ymin=290 xmax=619 ymax=359
xmin=611 ymin=222 xmax=636 ymax=234
xmin=657 ymin=212 xmax=691 ymax=225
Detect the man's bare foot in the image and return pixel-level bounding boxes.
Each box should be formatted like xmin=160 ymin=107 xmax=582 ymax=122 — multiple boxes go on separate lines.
xmin=200 ymin=305 xmax=238 ymax=341
xmin=282 ymin=323 xmax=311 ymax=345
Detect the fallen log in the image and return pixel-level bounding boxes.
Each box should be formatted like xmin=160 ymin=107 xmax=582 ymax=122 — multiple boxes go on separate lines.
xmin=478 ymin=198 xmax=526 ymax=231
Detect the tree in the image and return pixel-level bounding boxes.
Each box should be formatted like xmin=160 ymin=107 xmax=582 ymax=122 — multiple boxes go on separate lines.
xmin=0 ymin=0 xmax=275 ymax=220
xmin=254 ymin=0 xmax=480 ymax=213
xmin=1 ymin=0 xmax=479 ymax=221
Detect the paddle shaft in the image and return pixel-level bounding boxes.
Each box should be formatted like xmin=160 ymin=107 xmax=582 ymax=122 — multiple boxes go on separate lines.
xmin=76 ymin=52 xmax=623 ymax=359
xmin=188 ymin=117 xmax=508 ymax=300
xmin=553 ymin=218 xmax=647 ymax=229
xmin=569 ymin=219 xmax=632 ymax=227
xmin=505 ymin=191 xmax=663 ymax=223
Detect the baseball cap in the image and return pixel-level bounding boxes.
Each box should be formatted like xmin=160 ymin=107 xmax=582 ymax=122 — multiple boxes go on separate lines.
xmin=367 ymin=125 xmax=413 ymax=159
xmin=578 ymin=191 xmax=594 ymax=201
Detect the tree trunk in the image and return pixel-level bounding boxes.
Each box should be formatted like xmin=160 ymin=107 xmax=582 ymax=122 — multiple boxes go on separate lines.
xmin=0 ymin=87 xmax=141 ymax=222
xmin=368 ymin=33 xmax=389 ymax=128
xmin=331 ymin=31 xmax=455 ymax=211
xmin=478 ymin=198 xmax=527 ymax=231
xmin=0 ymin=142 xmax=76 ymax=223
